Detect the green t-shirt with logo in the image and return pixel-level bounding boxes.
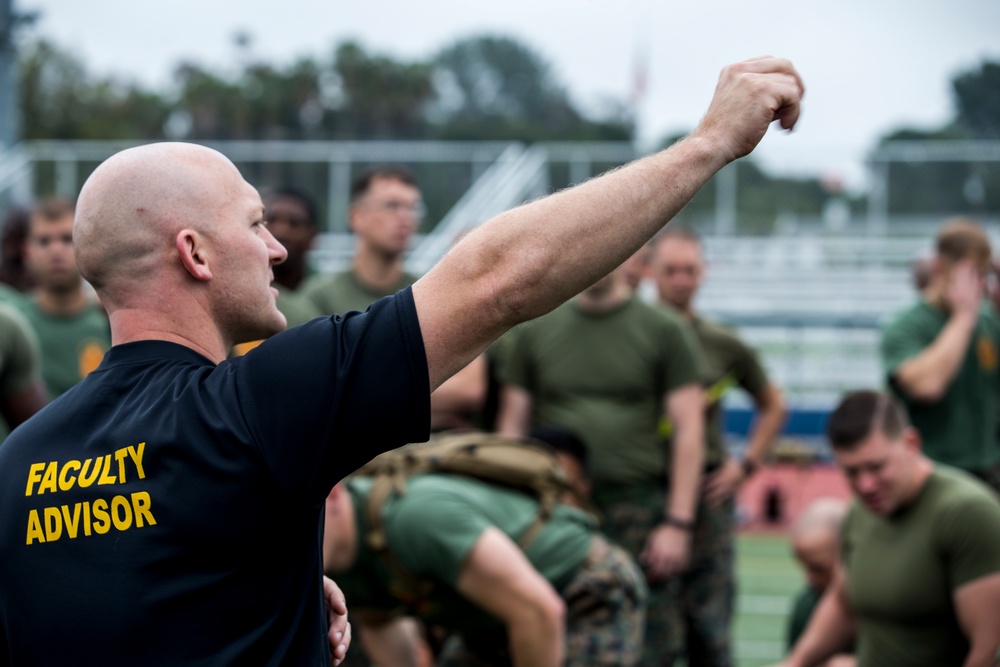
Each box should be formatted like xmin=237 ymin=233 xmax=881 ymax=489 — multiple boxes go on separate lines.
xmin=881 ymin=300 xmax=1000 ymax=472
xmin=502 ymin=297 xmax=706 ymax=486
xmin=687 ymin=315 xmax=769 ymax=467
xmin=19 ymin=300 xmax=111 ymax=398
xmin=842 ymin=466 xmax=1000 ymax=667
xmin=301 ymin=268 xmax=419 ymax=316
xmin=338 ymin=473 xmax=595 ymax=639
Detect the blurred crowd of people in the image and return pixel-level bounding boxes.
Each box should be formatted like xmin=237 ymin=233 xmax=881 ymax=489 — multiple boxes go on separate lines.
xmin=2 ymin=161 xmax=999 ymax=667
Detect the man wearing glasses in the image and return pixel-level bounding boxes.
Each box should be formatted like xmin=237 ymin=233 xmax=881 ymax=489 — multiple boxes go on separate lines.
xmin=303 ymin=166 xmax=424 ymax=315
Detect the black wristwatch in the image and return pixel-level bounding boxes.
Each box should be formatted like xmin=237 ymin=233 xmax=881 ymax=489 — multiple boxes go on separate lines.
xmin=663 ymin=515 xmax=695 ymax=532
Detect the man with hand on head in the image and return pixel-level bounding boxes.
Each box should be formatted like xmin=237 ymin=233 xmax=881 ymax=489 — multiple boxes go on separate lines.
xmin=0 ymin=56 xmax=803 ymax=666
xmin=881 ymin=218 xmax=1000 ymax=491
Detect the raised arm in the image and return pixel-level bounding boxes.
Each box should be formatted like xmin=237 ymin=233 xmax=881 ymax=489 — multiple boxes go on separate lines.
xmin=412 ymin=57 xmax=804 ymax=388
xmin=891 ymin=261 xmax=982 ymax=402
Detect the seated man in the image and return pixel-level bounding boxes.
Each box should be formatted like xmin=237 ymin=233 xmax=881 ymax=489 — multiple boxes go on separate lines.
xmin=323 ymin=436 xmax=647 ymax=667
xmin=786 ymin=499 xmax=854 ymax=667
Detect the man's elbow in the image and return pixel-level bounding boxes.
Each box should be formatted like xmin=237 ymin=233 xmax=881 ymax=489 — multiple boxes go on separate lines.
xmin=519 ymin=587 xmax=566 ymax=632
xmin=758 ymin=384 xmax=787 ymax=419
xmin=892 ymin=372 xmax=947 ymax=403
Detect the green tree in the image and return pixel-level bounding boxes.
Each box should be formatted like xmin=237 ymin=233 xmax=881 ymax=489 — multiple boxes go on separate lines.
xmin=329 ymin=41 xmax=435 ymax=139
xmin=430 ymin=35 xmax=630 ymax=142
xmin=19 ymin=39 xmax=169 ymax=140
xmin=952 ymin=61 xmax=1000 ymax=139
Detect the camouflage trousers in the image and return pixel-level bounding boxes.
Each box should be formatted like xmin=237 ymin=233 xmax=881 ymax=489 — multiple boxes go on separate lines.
xmin=594 ymin=483 xmax=735 ymax=667
xmin=437 ymin=535 xmax=647 ymax=667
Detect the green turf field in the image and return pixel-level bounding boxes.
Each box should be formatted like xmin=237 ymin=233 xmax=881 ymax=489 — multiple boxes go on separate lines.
xmin=734 ymin=533 xmax=803 ymax=666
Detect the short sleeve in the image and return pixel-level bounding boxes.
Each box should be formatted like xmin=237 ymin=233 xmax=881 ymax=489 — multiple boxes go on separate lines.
xmin=880 ymin=313 xmax=928 ymax=379
xmin=661 ymin=317 xmax=708 ymax=393
xmin=232 ymin=288 xmax=430 ymax=504
xmin=499 ymin=324 xmax=534 ymax=390
xmin=0 ymin=304 xmax=41 ymax=396
xmin=937 ymin=494 xmax=1000 ymax=590
xmin=386 ymin=490 xmax=491 ymax=587
xmin=733 ymin=337 xmax=770 ymax=399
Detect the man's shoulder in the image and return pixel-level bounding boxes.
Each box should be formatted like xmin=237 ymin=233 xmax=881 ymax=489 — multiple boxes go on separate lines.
xmin=634 ymin=299 xmax=691 ymax=331
xmin=927 ymin=465 xmax=1000 ymax=513
xmin=300 ymin=269 xmax=354 ymax=294
xmin=882 ymin=300 xmax=939 ymax=334
xmin=693 ymin=317 xmax=747 ymax=348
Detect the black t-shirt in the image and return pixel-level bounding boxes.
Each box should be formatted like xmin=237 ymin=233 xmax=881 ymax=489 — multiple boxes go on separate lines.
xmin=0 ymin=289 xmax=430 ymax=666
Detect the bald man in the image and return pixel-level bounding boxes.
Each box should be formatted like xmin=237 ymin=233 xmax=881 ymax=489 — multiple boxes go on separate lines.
xmin=786 ymin=499 xmax=854 ymax=666
xmin=0 ymin=56 xmax=803 ymax=666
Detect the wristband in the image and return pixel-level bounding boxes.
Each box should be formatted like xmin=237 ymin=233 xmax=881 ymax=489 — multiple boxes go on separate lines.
xmin=663 ymin=515 xmax=695 ymax=532
xmin=741 ymin=458 xmax=761 ymax=478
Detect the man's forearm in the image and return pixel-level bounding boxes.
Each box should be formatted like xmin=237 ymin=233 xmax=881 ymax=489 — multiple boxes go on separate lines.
xmin=470 ymin=136 xmax=726 ymax=331
xmin=413 ymin=58 xmax=803 ymax=388
xmin=744 ymin=385 xmax=786 ymax=466
xmin=894 ymin=311 xmax=977 ymax=401
xmin=507 ymin=614 xmax=565 ymax=667
xmin=786 ymin=589 xmax=857 ymax=667
xmin=963 ymin=643 xmax=1000 ymax=667
xmin=358 ymin=619 xmax=421 ymax=667
xmin=667 ymin=417 xmax=705 ymax=522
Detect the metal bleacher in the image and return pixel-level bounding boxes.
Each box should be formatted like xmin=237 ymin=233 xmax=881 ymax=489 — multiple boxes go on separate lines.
xmin=1 ymin=138 xmax=993 ymax=420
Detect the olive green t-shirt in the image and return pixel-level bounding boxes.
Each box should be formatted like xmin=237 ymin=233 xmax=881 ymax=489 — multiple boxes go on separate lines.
xmin=502 ymin=297 xmax=706 ymax=486
xmin=19 ymin=300 xmax=110 ymax=398
xmin=275 ymin=284 xmax=321 ymax=328
xmin=339 ymin=473 xmax=595 ymax=637
xmin=881 ymin=300 xmax=1000 ymax=472
xmin=301 ymin=268 xmax=419 ymax=315
xmin=842 ymin=466 xmax=1000 ymax=667
xmin=786 ymin=585 xmax=822 ymax=650
xmin=688 ymin=315 xmax=769 ymax=467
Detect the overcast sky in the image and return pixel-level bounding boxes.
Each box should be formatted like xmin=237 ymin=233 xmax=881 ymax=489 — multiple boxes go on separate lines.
xmin=19 ymin=0 xmax=1000 ymax=191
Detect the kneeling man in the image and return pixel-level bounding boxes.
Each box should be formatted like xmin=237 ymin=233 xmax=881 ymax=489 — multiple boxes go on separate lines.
xmin=323 ymin=438 xmax=647 ymax=667
xmin=780 ymin=390 xmax=1000 ymax=667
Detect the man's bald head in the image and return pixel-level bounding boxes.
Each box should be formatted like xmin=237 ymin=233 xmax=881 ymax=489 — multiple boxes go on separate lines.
xmin=791 ymin=498 xmax=848 ymax=592
xmin=73 ymin=143 xmax=287 ymax=357
xmin=75 ymin=143 xmax=251 ymax=303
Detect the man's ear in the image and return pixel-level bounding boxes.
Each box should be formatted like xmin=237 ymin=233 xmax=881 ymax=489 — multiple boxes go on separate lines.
xmin=903 ymin=426 xmax=923 ymax=453
xmin=176 ymin=229 xmax=212 ymax=281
